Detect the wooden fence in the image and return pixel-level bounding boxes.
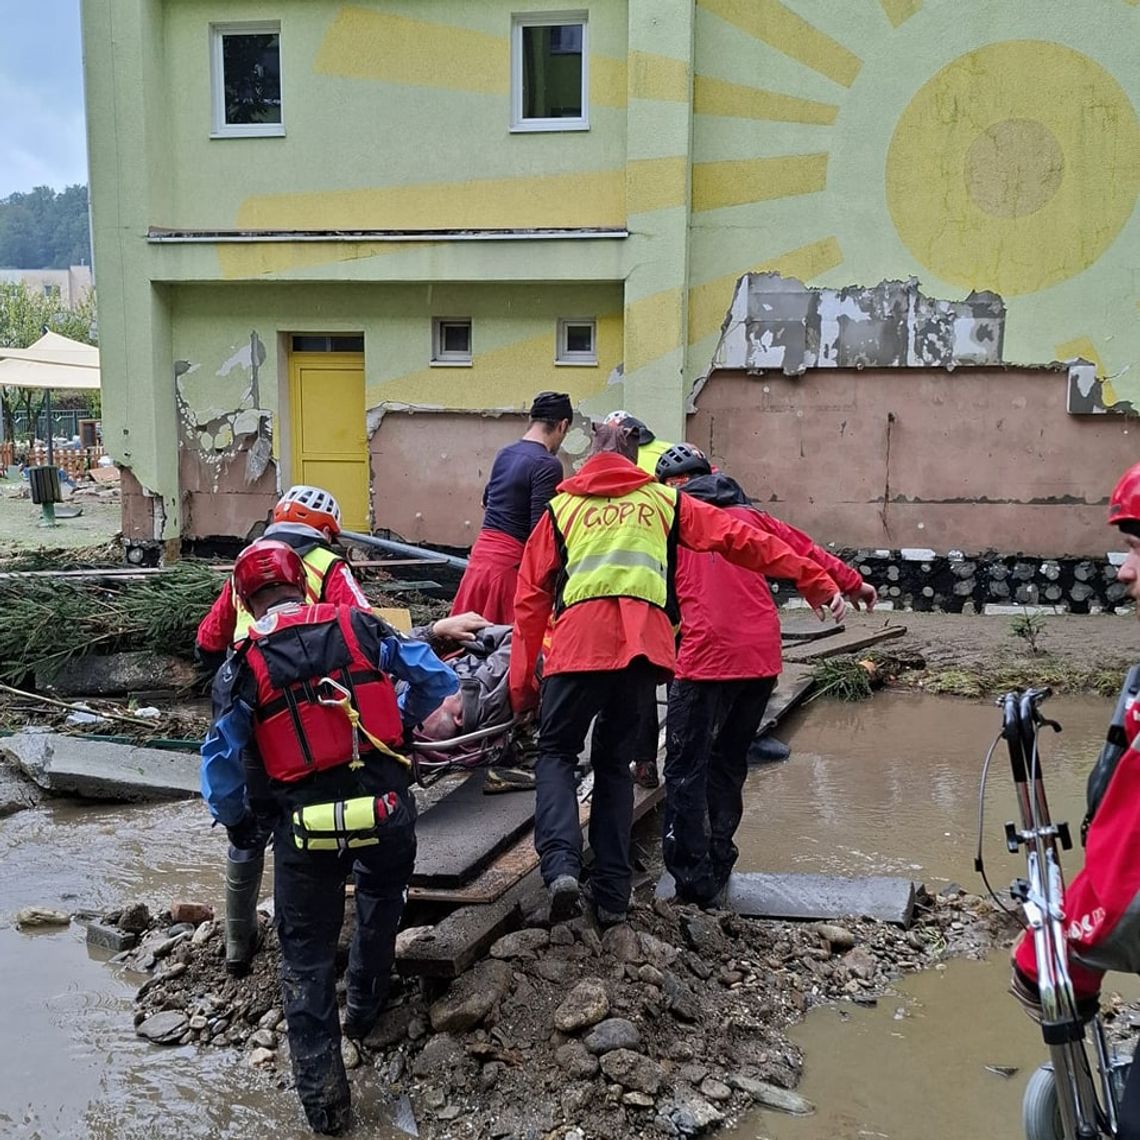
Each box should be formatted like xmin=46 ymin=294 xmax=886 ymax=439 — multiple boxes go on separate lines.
xmin=0 ymin=441 xmax=106 ymax=480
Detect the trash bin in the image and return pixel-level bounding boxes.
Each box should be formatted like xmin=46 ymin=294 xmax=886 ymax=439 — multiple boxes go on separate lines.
xmin=27 ymin=465 xmax=62 ymax=505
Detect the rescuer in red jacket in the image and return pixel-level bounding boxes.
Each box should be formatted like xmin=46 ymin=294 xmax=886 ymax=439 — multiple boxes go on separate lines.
xmin=509 ymin=421 xmax=848 ymax=927
xmin=655 ymin=443 xmax=877 ymax=906
xmin=1010 ymin=461 xmax=1140 ymax=1136
xmin=201 ymin=540 xmax=457 ymax=1135
xmin=196 ymin=486 xmax=370 ymax=671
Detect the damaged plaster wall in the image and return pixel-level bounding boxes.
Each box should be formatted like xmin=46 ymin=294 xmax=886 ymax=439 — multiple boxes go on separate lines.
xmin=706 ymin=274 xmax=1006 ymax=379
xmin=174 ymin=330 xmax=279 ymax=539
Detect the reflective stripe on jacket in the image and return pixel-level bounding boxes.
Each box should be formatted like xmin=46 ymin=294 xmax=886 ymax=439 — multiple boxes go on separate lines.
xmin=636 ymin=438 xmax=670 ymax=477
xmin=244 ymin=602 xmax=404 ymax=783
xmin=548 ymin=482 xmax=677 ymax=612
xmin=233 ymin=546 xmax=341 ymax=642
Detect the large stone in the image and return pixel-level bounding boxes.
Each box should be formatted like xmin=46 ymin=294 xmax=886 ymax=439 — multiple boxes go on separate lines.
xmin=412 ymin=1033 xmax=466 ymax=1078
xmin=671 ymin=1089 xmax=724 ymax=1134
xmin=489 ymin=928 xmax=549 ymax=959
xmin=553 ymin=980 xmax=610 ymax=1033
xmin=364 ymin=1005 xmax=413 ymax=1049
xmin=599 ymin=1049 xmax=665 ymax=1095
xmin=429 ymin=959 xmax=513 ymax=1033
xmin=0 ymin=761 xmax=41 ymax=817
xmin=815 ymin=923 xmax=856 ymax=951
xmin=638 ymin=933 xmax=680 ymax=969
xmin=680 ymin=914 xmax=724 ymax=956
xmin=601 ymin=923 xmax=642 ymax=963
xmin=0 ymin=731 xmax=200 ymax=802
xmin=14 ymin=907 xmax=70 ymax=929
xmin=727 ymin=1074 xmax=814 ymax=1115
xmin=136 ymin=1010 xmax=190 ymax=1045
xmin=118 ymin=903 xmax=151 ymax=933
xmin=555 ymin=1040 xmax=600 ymax=1079
xmin=39 ymin=650 xmax=198 ymax=697
xmin=662 ymin=973 xmax=700 ymax=1023
xmin=583 ymin=1018 xmax=641 ymax=1055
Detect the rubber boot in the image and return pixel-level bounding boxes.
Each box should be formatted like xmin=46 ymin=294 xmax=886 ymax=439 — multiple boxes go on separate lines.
xmin=225 ymin=844 xmax=264 ymax=977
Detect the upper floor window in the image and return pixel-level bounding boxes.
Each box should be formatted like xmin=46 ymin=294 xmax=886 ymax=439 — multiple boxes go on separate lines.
xmin=210 ymin=22 xmax=284 ymax=138
xmin=511 ymin=12 xmax=588 ymax=133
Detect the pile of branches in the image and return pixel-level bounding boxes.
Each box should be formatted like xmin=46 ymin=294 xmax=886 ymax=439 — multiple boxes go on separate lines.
xmin=0 ymin=561 xmax=221 ymax=680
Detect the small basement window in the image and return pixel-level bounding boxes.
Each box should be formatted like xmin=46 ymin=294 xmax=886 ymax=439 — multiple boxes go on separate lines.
xmin=211 ymin=22 xmax=284 ymax=137
xmin=556 ymin=317 xmax=596 ymax=365
xmin=432 ymin=318 xmax=473 ymax=365
xmin=511 ymin=12 xmax=588 ymax=132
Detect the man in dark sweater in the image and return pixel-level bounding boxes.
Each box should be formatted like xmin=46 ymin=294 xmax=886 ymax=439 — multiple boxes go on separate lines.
xmin=451 ymin=392 xmax=571 ymax=623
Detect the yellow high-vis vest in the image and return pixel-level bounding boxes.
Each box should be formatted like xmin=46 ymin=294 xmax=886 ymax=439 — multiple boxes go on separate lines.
xmin=636 ymin=438 xmax=671 ymax=477
xmin=232 ymin=545 xmax=341 ymax=643
xmin=549 ymin=482 xmax=678 ymax=611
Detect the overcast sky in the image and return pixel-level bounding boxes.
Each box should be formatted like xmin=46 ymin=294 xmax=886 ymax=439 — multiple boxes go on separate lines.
xmin=0 ymin=1 xmax=88 ymax=199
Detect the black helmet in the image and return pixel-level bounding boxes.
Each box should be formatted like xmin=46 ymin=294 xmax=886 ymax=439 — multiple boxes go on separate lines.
xmin=655 ymin=442 xmax=711 ymax=482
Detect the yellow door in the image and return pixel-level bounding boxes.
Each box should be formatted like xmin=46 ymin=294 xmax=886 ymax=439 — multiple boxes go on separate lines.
xmin=288 ymin=352 xmax=369 ymax=531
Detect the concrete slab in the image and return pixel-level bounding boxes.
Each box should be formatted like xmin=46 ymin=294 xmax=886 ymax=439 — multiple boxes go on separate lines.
xmin=412 ymin=774 xmax=537 ymax=889
xmin=779 ymin=619 xmax=845 ymax=643
xmin=656 ymin=870 xmax=916 ymax=928
xmin=0 ymin=731 xmax=200 ymax=802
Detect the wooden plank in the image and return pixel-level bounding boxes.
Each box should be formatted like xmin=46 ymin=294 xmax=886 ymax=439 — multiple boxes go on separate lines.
xmin=408 ymin=778 xmax=664 ymax=906
xmin=780 ymin=619 xmax=845 ymax=644
xmin=411 ymin=775 xmax=537 ymax=889
xmin=783 ymin=623 xmax=906 ymax=664
xmin=757 ymin=664 xmax=815 ymax=734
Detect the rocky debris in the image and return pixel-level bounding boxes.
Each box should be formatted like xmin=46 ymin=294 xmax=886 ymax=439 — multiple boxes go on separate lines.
xmin=0 ymin=759 xmax=43 ymax=817
xmin=14 ymin=906 xmax=71 ymax=929
xmin=104 ymin=873 xmax=1012 ymax=1139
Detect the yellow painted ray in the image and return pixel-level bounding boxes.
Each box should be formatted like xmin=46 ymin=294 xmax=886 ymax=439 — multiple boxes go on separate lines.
xmin=237 ymin=169 xmax=626 ymax=232
xmin=628 ymin=51 xmax=691 ymax=103
xmin=697 ymin=0 xmax=861 ymax=87
xmin=315 ymin=7 xmax=508 ymax=93
xmin=627 ymin=157 xmax=689 ymax=215
xmin=625 ymin=288 xmax=685 ymax=373
xmin=880 ymin=0 xmax=922 ymax=27
xmin=217 ymin=239 xmax=428 ymax=281
xmin=694 ymin=75 xmax=837 ymax=124
xmin=687 ymin=237 xmax=842 ymax=343
xmin=692 ymin=154 xmax=828 ymax=212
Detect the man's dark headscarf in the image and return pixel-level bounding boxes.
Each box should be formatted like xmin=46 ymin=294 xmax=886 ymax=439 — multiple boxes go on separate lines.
xmin=589 ymin=421 xmax=638 ymax=462
xmin=529 ymin=391 xmax=573 ymax=422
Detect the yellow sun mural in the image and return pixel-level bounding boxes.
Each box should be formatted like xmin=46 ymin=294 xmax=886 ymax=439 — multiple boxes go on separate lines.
xmin=688 ymin=0 xmax=1139 ymax=404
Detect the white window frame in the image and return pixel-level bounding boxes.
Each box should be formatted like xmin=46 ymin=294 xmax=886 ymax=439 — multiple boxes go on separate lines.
xmin=210 ymin=21 xmax=285 ymax=139
xmin=510 ymin=11 xmax=589 ymax=133
xmin=556 ymin=317 xmax=597 ymax=365
xmin=431 ymin=318 xmax=474 ymax=366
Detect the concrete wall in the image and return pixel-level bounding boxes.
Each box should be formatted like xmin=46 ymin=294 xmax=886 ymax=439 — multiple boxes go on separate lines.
xmin=689 ymin=368 xmax=1136 ymax=558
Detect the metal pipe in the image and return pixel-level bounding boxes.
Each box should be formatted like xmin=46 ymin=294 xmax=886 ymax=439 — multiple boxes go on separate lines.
xmin=340 ymin=529 xmax=469 ymax=570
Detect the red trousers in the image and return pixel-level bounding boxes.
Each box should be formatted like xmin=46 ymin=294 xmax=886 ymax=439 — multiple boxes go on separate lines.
xmin=451 ymin=529 xmax=525 ymax=625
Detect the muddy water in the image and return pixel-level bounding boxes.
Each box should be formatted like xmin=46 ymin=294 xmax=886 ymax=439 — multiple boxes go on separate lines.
xmin=727 ymin=691 xmax=1139 ymax=1140
xmin=0 ymin=691 xmax=1127 ymax=1139
xmin=0 ymin=800 xmax=404 ymax=1139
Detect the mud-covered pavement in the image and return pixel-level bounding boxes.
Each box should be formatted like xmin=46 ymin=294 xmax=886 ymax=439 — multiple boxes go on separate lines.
xmin=2 ymin=687 xmax=1137 ymax=1139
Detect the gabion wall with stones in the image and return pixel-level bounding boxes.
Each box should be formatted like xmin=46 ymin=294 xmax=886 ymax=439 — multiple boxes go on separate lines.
xmin=769 ymin=550 xmax=1131 ymax=615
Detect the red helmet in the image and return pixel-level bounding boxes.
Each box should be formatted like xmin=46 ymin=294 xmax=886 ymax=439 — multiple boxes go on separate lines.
xmin=1108 ymin=463 xmax=1140 ymax=527
xmin=232 ymin=540 xmax=306 ymax=606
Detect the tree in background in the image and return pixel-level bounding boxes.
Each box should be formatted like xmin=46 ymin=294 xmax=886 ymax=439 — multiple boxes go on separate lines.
xmin=0 ymin=282 xmax=98 ymax=447
xmin=0 ymin=185 xmax=91 ymax=270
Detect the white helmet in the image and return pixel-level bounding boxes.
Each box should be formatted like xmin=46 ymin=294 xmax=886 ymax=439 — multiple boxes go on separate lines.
xmin=273 ymin=485 xmax=342 ymax=535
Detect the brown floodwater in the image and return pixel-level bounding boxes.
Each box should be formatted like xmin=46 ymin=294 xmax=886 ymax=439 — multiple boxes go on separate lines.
xmin=0 ymin=690 xmax=1130 ymax=1139
xmin=726 ymin=690 xmax=1139 ymax=1140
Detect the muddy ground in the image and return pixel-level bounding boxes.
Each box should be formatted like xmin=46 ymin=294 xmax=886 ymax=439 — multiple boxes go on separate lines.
xmin=117 ymin=870 xmax=1014 ymax=1140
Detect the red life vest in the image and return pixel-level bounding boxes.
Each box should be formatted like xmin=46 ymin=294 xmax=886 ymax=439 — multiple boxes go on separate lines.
xmin=244 ymin=603 xmax=404 ymax=783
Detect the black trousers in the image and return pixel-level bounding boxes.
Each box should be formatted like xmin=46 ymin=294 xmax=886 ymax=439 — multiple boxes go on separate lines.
xmin=634 ymin=680 xmax=660 ymax=766
xmin=534 ymin=660 xmax=657 ymax=915
xmin=272 ymin=766 xmax=415 ymax=1129
xmin=1119 ymin=1052 xmax=1140 ymax=1139
xmin=663 ymin=676 xmax=776 ymax=904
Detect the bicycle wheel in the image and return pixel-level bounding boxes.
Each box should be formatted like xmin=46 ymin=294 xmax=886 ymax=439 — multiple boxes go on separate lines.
xmin=1023 ymin=1065 xmax=1064 ymax=1140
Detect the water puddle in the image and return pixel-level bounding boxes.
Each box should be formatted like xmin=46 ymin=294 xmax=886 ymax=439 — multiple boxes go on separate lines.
xmin=724 ymin=690 xmax=1138 ymax=1140
xmin=0 ymin=690 xmax=1127 ymax=1136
